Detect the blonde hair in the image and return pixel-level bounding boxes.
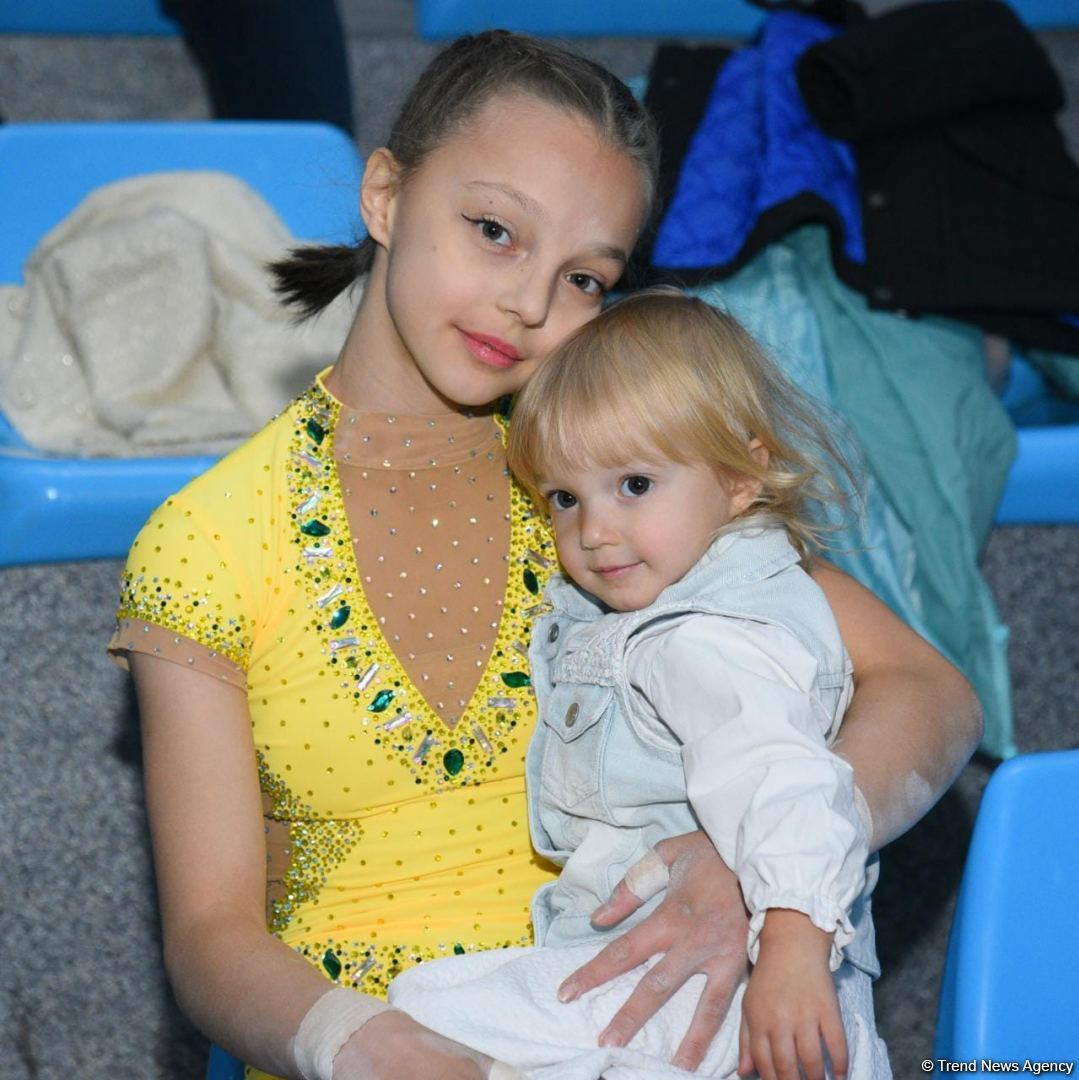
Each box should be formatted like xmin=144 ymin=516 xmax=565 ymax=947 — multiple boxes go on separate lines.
xmin=506 ymin=288 xmax=860 ymax=562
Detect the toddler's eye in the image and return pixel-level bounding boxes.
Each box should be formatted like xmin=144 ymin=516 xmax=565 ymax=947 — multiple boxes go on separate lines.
xmin=547 ymin=490 xmax=577 ymax=511
xmin=619 ymin=475 xmax=651 ymax=497
xmin=567 ymin=272 xmax=604 ymax=297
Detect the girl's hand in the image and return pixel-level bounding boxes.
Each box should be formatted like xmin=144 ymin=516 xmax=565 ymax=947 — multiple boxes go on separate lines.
xmin=738 ymin=910 xmax=847 ymax=1080
xmin=331 ymin=1009 xmax=510 ymax=1079
xmin=557 ymin=831 xmax=750 ymax=1072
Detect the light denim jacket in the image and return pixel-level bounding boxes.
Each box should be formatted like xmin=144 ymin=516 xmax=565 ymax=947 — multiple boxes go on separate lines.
xmin=526 ymin=526 xmax=879 ymax=977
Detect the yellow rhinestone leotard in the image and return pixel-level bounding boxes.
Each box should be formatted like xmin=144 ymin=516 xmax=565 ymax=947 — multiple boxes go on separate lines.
xmin=109 ymin=371 xmax=558 ymax=1079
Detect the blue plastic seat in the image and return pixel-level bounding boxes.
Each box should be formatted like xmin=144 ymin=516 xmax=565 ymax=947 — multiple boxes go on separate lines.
xmin=995 ymin=357 xmax=1079 ymax=524
xmin=418 ymin=0 xmax=1079 ymax=38
xmin=0 ymin=121 xmax=362 ymax=567
xmin=418 ymin=0 xmax=766 ymax=39
xmin=934 ymin=749 xmax=1079 ymax=1061
xmin=205 ymin=1043 xmax=245 ymax=1080
xmin=0 ymin=0 xmax=177 ymax=35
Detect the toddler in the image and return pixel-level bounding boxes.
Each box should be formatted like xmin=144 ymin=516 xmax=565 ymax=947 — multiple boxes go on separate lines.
xmin=389 ymin=289 xmax=891 ymax=1080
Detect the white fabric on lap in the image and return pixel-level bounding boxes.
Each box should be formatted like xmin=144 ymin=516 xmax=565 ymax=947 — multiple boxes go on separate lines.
xmin=390 ymin=943 xmax=891 ymax=1079
xmin=390 ymin=944 xmax=727 ymax=1079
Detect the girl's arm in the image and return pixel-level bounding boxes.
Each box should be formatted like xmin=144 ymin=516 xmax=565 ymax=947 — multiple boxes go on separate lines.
xmin=131 ymin=653 xmax=493 ymax=1080
xmin=559 ymin=563 xmax=982 ymax=1070
xmin=812 ymin=560 xmax=983 ymax=849
xmin=131 ymin=652 xmax=331 ymax=1076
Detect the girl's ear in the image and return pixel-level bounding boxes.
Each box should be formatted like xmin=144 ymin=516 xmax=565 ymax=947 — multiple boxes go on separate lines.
xmin=729 ymin=438 xmax=770 ymax=516
xmin=359 ymin=148 xmax=401 ymax=247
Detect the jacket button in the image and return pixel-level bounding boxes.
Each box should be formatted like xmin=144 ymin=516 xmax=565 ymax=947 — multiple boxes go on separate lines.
xmin=564 ymin=702 xmax=579 ymax=728
xmin=548 ymin=623 xmax=560 ymax=643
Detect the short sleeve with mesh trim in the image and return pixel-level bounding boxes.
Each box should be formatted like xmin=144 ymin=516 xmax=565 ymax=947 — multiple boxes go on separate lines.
xmin=109 ymin=410 xmax=294 ymax=681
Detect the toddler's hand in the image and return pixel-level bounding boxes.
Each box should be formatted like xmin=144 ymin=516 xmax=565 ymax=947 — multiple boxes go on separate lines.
xmin=738 ymin=909 xmax=847 ymax=1080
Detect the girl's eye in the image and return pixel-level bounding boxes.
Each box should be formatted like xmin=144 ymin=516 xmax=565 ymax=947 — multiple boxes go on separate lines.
xmin=619 ymin=475 xmax=651 ymax=497
xmin=566 ymin=272 xmax=605 ymax=297
xmin=547 ymin=490 xmax=577 ymax=511
xmin=466 ymin=215 xmax=512 ymax=247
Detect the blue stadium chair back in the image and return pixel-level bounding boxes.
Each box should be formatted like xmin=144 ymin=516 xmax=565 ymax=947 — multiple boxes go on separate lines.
xmin=0 ymin=121 xmax=361 ymax=567
xmin=0 ymin=0 xmax=177 ymax=35
xmin=417 ymin=0 xmax=1079 ymax=38
xmin=935 ymin=749 xmax=1079 ymax=1060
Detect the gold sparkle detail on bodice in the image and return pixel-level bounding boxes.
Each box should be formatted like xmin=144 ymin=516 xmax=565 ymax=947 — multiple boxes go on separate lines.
xmin=290 ymin=381 xmax=556 ymax=791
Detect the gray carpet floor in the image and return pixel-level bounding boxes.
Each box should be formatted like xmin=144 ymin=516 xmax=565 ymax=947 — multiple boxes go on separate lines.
xmin=1 ymin=3 xmax=1077 ymax=1077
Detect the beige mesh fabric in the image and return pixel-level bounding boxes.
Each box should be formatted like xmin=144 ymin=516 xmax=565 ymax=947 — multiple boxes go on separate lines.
xmin=109 ymin=617 xmax=247 ymax=687
xmin=336 ymin=407 xmax=510 ymax=730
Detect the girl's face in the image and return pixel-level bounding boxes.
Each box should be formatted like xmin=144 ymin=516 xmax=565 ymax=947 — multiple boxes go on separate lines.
xmin=364 ymin=94 xmax=648 ymax=411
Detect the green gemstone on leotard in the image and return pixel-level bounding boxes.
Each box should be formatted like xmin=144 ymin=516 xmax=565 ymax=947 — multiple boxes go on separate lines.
xmin=523 ymin=567 xmax=539 ymax=595
xmin=329 ymin=605 xmax=350 ymax=630
xmin=300 ymin=519 xmax=330 ymax=538
xmin=322 ymin=949 xmax=342 ymax=979
xmin=368 ymin=689 xmax=394 ymax=713
xmin=443 ymin=749 xmax=465 ymax=776
xmin=500 ymin=671 xmax=531 ymax=689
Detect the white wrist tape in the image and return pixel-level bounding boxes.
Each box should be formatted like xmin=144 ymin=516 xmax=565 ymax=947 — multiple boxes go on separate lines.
xmin=623 ymin=847 xmax=670 ymax=902
xmin=291 ymin=987 xmax=395 ymax=1080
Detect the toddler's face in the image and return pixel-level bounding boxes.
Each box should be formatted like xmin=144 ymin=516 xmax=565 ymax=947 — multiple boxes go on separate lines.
xmin=539 ymin=454 xmax=756 ymax=611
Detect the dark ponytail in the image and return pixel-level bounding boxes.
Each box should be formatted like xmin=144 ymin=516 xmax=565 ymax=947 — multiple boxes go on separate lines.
xmin=270 ymin=240 xmax=373 ymax=321
xmin=271 ymin=29 xmax=659 ymax=321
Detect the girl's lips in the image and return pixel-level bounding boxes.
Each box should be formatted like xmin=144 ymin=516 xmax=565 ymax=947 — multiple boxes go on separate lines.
xmin=459 ymin=329 xmax=520 ymax=369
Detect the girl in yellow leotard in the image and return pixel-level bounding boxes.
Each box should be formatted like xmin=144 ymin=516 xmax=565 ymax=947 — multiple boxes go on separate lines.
xmin=110 ymin=30 xmax=981 ymax=1080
